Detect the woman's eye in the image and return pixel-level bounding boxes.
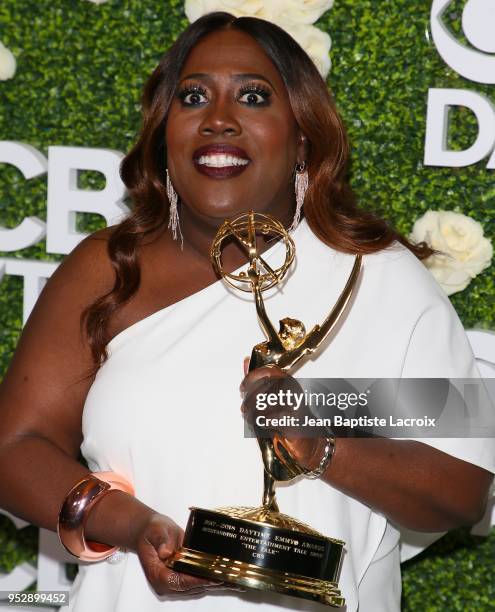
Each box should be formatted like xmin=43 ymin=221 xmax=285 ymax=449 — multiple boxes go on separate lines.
xmin=178 ymin=87 xmax=208 ymax=106
xmin=238 ymin=86 xmax=271 ymax=106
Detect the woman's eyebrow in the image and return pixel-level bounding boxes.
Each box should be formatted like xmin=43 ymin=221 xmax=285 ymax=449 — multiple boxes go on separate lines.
xmin=179 ymin=72 xmax=209 ymax=82
xmin=179 ymin=72 xmax=277 ymax=93
xmin=231 ymin=73 xmax=276 ymax=91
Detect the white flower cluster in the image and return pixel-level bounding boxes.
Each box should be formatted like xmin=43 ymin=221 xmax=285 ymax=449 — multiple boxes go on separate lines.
xmin=409 ymin=210 xmax=493 ymax=296
xmin=0 ymin=41 xmax=16 ymax=81
xmin=184 ymin=0 xmax=334 ymax=78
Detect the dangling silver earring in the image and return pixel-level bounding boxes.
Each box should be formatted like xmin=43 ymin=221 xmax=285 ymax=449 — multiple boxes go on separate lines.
xmin=289 ymin=162 xmax=308 ymax=232
xmin=166 ymin=169 xmax=183 ymax=249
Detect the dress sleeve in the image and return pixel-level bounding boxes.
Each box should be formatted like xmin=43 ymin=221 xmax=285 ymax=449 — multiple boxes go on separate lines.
xmin=398 ymin=294 xmax=495 ymax=562
xmin=400 ymin=296 xmax=495 ymax=475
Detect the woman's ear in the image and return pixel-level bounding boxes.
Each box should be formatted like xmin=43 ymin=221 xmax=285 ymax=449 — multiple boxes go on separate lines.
xmin=296 ymin=132 xmax=309 ymax=165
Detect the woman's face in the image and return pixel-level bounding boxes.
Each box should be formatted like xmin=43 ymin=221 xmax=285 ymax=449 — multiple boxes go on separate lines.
xmin=165 ymin=28 xmax=306 ymax=230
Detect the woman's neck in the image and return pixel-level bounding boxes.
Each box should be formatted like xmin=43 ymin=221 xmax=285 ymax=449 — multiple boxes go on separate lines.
xmin=177 ymin=201 xmax=295 ymax=274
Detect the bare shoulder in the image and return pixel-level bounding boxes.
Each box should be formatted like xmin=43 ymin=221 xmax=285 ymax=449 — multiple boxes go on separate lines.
xmin=0 ymin=226 xmax=119 ymax=455
xmin=44 ymin=226 xmax=116 ymax=303
xmin=22 ymin=225 xmax=125 ymax=369
xmin=6 ymin=228 xmax=118 ymax=382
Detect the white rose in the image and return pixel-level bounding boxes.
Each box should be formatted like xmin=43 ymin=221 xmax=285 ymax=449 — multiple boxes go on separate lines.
xmin=185 ymin=0 xmax=333 ymax=23
xmin=185 ymin=0 xmax=265 ymax=22
xmin=0 ymin=41 xmax=16 ymax=81
xmin=263 ymin=0 xmax=334 ymax=25
xmin=281 ymin=23 xmax=331 ymax=78
xmin=184 ymin=0 xmax=332 ymax=78
xmin=409 ymin=210 xmax=493 ymax=296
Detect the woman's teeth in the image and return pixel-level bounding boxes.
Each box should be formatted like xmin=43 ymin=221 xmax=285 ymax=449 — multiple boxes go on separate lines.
xmin=196 ymin=154 xmax=249 ymax=168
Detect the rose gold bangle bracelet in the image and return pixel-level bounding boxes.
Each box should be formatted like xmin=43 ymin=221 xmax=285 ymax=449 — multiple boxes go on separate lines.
xmin=57 ymin=471 xmax=134 ymax=562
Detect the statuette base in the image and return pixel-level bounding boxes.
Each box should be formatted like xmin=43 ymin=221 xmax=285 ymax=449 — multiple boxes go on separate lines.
xmin=167 ymin=507 xmax=345 ymax=608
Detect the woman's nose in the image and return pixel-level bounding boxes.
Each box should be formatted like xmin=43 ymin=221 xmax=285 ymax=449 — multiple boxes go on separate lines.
xmin=198 ymin=100 xmax=241 ymax=137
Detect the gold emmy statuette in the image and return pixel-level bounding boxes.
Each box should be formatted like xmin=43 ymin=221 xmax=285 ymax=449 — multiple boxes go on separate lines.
xmin=167 ymin=212 xmax=362 ymax=607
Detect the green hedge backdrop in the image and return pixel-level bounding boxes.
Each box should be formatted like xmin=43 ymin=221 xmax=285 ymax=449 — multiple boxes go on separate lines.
xmin=0 ymin=0 xmax=494 ymax=609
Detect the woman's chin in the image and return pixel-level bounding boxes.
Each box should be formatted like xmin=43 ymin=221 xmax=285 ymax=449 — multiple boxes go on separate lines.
xmin=189 ymin=203 xmax=253 ymax=224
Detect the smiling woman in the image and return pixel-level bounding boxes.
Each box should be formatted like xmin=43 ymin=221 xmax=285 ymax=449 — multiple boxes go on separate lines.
xmin=83 ymin=13 xmax=435 ymax=369
xmin=165 ymin=29 xmax=303 ymax=227
xmin=0 ymin=10 xmax=493 ymax=612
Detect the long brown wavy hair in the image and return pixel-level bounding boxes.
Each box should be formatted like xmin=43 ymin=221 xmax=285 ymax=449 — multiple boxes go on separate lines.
xmin=81 ymin=11 xmax=435 ymax=371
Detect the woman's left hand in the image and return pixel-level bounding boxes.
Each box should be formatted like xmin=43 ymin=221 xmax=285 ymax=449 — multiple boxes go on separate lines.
xmin=240 ymin=358 xmax=328 ymax=473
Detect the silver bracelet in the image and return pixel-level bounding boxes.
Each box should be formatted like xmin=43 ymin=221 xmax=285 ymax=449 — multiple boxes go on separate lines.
xmin=106 ymin=547 xmax=127 ymax=564
xmin=304 ymin=436 xmax=336 ymax=480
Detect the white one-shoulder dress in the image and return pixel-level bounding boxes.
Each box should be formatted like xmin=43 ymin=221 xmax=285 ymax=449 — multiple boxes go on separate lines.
xmin=67 ymin=219 xmax=495 ymax=612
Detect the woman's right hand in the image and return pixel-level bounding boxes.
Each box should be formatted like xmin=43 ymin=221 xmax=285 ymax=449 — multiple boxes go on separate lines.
xmin=135 ymin=513 xmax=222 ymax=596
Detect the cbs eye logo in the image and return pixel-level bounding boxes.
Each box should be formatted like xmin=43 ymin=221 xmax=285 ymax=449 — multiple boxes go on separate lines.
xmin=425 ymin=0 xmax=495 ymax=168
xmin=431 ymin=0 xmax=495 ymax=84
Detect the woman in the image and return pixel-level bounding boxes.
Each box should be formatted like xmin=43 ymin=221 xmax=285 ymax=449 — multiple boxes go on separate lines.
xmin=0 ymin=12 xmax=493 ymax=612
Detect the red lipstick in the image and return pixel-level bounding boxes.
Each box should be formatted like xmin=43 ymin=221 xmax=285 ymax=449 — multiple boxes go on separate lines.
xmin=193 ymin=144 xmax=251 ymax=179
